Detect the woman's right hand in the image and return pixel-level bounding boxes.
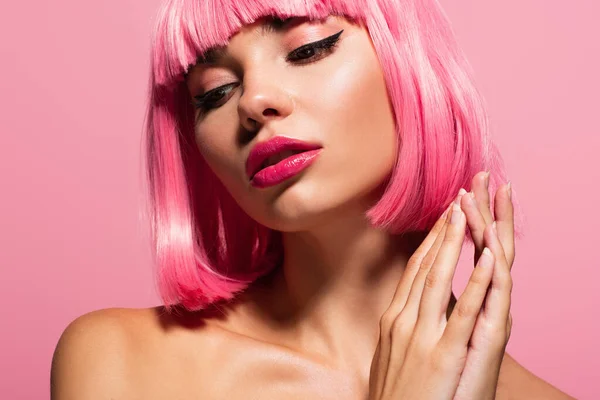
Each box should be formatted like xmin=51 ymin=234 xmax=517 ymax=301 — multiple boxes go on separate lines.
xmin=368 ymin=190 xmax=497 ymax=399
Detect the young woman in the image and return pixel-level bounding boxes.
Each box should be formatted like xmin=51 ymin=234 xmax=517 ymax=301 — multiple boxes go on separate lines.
xmin=51 ymin=0 xmax=574 ymax=398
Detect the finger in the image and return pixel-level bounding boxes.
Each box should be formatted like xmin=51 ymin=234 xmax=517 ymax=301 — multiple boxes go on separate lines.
xmin=441 ymin=247 xmax=495 ymax=350
xmin=460 ymin=190 xmax=488 ymax=261
xmin=400 ymin=205 xmax=453 ymax=318
xmin=387 ymin=201 xmax=453 ymax=312
xmin=376 ymin=195 xmax=458 ymax=393
xmin=482 ymin=223 xmax=512 ymax=324
xmin=471 ymin=171 xmax=494 ymax=225
xmin=382 ymin=217 xmax=454 ymax=393
xmin=385 ymin=197 xmax=455 ymax=337
xmin=387 ymin=196 xmax=462 ymax=369
xmin=493 ymin=182 xmax=515 ymax=268
xmin=417 ymin=200 xmax=467 ymax=329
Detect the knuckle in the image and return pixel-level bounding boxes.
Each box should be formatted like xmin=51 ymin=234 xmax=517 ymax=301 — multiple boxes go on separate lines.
xmin=469 ymin=268 xmax=488 ymax=286
xmin=419 ymin=258 xmax=432 ymax=273
xmin=379 ymin=311 xmax=395 ymax=334
xmin=420 ymin=250 xmax=439 ymax=272
xmin=507 ymin=249 xmax=516 ymax=265
xmin=390 ymin=314 xmax=414 ymax=341
xmin=424 ymin=272 xmax=439 ymax=290
xmin=495 ymin=270 xmax=513 ymax=293
xmin=405 ymin=258 xmax=421 ymax=274
xmin=455 ymin=301 xmax=478 ymax=319
xmin=482 ymin=320 xmax=508 ymax=346
xmin=442 ymin=229 xmax=458 ymax=244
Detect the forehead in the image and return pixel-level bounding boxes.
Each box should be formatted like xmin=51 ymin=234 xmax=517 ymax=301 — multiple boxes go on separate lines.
xmin=152 ymin=0 xmax=366 ymax=89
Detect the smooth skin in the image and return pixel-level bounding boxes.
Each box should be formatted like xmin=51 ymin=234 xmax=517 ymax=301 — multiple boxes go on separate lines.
xmin=51 ymin=174 xmax=574 ymax=400
xmin=51 ymin=14 xmax=575 ymax=400
xmin=369 ymin=178 xmax=510 ymax=399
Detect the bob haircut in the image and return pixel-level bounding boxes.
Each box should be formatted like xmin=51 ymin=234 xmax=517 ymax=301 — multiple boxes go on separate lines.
xmin=144 ymin=0 xmax=525 ymax=311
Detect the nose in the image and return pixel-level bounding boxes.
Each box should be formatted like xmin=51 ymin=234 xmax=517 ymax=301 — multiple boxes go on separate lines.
xmin=237 ymin=74 xmax=294 ymax=133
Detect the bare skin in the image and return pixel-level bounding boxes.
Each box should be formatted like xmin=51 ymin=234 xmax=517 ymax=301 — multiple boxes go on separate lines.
xmin=50 ymin=300 xmax=573 ymax=399
xmin=51 ymin=174 xmax=573 ymax=400
xmin=51 ymin=15 xmax=574 ymax=400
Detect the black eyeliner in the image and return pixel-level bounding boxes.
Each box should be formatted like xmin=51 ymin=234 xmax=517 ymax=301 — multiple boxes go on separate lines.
xmin=286 ymin=29 xmax=344 ymax=60
xmin=193 ymin=29 xmax=344 ymax=110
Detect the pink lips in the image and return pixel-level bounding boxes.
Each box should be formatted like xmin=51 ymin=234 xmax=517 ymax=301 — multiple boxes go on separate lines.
xmin=246 ymin=136 xmax=322 ymax=188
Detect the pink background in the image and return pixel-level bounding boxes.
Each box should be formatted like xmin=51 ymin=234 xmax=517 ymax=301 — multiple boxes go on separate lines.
xmin=1 ymin=1 xmax=598 ymax=398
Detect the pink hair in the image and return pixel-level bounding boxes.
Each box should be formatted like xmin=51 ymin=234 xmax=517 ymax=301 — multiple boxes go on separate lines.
xmin=143 ymin=0 xmax=526 ymax=311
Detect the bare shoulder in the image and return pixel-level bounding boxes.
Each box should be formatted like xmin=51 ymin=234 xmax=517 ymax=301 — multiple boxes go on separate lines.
xmin=50 ymin=305 xmax=230 ymax=400
xmin=51 ymin=307 xmax=141 ymax=399
xmin=497 ymin=352 xmax=576 ymax=400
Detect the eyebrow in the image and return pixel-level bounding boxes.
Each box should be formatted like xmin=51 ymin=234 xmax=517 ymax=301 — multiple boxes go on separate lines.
xmin=193 ymin=16 xmax=300 ymax=66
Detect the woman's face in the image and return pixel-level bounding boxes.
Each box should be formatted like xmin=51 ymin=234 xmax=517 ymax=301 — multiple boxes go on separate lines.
xmin=185 ymin=15 xmax=397 ymax=231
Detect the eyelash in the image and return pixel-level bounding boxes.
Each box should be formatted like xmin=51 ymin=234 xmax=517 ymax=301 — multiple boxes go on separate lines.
xmin=193 ymin=29 xmax=344 ymax=113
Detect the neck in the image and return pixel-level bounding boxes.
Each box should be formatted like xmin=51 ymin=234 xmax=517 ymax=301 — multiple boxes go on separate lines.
xmin=245 ymin=206 xmax=426 ymax=378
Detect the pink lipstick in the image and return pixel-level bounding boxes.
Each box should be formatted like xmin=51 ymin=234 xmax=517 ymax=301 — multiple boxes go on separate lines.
xmin=246 ymin=136 xmax=322 ymax=189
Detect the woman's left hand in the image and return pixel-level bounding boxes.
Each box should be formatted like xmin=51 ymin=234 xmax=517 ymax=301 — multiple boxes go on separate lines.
xmin=450 ymin=171 xmax=516 ymax=400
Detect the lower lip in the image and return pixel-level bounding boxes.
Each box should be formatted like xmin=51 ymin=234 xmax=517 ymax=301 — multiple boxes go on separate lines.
xmin=250 ymin=149 xmax=322 ymax=189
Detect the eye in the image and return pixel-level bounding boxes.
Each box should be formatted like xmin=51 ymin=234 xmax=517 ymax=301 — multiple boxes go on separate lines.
xmin=286 ymin=29 xmax=344 ymax=64
xmin=193 ymin=82 xmax=240 ymax=112
xmin=191 ymin=29 xmax=344 ymax=115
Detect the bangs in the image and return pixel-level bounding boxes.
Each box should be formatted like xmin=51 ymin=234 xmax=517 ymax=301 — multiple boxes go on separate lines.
xmin=145 ymin=0 xmax=525 ymax=311
xmin=151 ymin=0 xmax=367 ymax=90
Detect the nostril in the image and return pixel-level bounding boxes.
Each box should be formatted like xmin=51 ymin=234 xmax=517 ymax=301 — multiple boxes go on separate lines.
xmin=263 ymin=108 xmax=278 ymax=116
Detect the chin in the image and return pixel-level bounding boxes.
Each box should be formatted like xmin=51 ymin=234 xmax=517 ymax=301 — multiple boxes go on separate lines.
xmin=250 ymin=176 xmax=328 ymax=231
xmin=251 ymin=174 xmax=381 ymax=232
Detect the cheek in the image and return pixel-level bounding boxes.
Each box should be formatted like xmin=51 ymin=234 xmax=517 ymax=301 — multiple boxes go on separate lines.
xmin=315 ymin=41 xmax=397 ymax=185
xmin=194 ymin=116 xmax=243 ymax=189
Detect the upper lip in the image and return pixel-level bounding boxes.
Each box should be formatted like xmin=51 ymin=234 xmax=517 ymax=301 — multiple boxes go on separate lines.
xmin=246 ymin=136 xmax=322 ymax=179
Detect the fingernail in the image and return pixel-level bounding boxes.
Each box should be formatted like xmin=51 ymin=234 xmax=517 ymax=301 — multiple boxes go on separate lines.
xmin=507 ymin=181 xmax=512 ymax=200
xmin=485 ymin=171 xmax=491 ymax=188
xmin=479 ymin=247 xmax=494 ymax=268
xmin=466 ymin=191 xmax=476 ymax=206
xmin=492 ymin=221 xmax=498 ymax=235
xmin=451 ymin=203 xmax=462 ymax=224
xmin=456 ymin=188 xmax=467 ymax=205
